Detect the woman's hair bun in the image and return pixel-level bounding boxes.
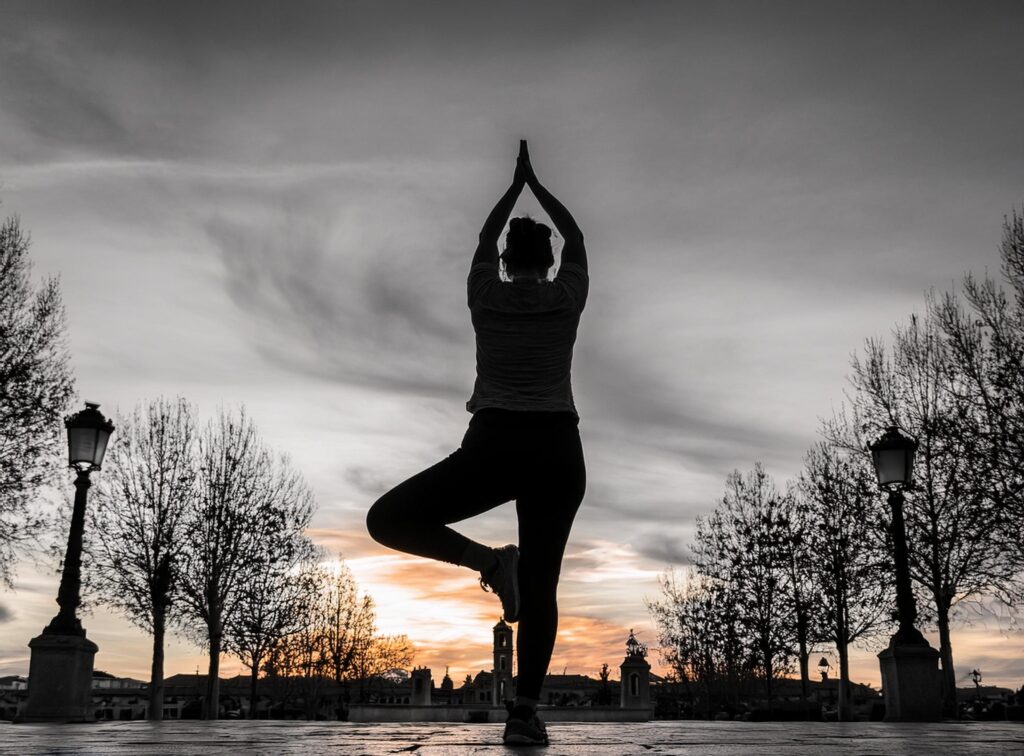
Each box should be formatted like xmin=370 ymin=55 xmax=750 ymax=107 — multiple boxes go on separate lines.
xmin=501 ymin=216 xmax=555 ymax=274
xmin=508 ymin=217 xmax=551 ymax=240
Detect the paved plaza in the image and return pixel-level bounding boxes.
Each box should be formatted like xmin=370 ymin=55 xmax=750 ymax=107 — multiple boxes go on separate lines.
xmin=1 ymin=720 xmax=1023 ymax=755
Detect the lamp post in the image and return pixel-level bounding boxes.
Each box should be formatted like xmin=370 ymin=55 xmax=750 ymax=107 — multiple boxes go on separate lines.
xmin=870 ymin=427 xmax=926 ymax=646
xmin=18 ymin=402 xmax=114 ymax=723
xmin=971 ymin=669 xmax=982 ymax=701
xmin=818 ymin=657 xmax=830 ymax=681
xmin=870 ymin=425 xmax=942 ymax=722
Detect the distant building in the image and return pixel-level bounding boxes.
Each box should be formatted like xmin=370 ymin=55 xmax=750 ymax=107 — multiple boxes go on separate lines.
xmin=2 ymin=671 xmax=148 ymax=722
xmin=492 ymin=619 xmax=514 ymax=705
xmin=0 ymin=676 xmax=28 ymax=691
xmin=459 ymin=670 xmax=495 ymax=704
xmin=956 ymin=684 xmax=1013 ymax=704
xmin=619 ymin=629 xmax=651 ymax=710
xmin=90 ymin=670 xmax=149 ymax=720
xmin=438 ymin=622 xmax=651 ymax=710
xmin=410 ymin=667 xmax=431 ymax=706
xmin=343 ymin=621 xmax=651 ymax=712
xmin=538 ymin=673 xmax=607 ymax=706
xmin=379 ymin=622 xmax=653 ymax=711
xmin=2 ymin=622 xmax=656 ymax=722
xmin=0 ymin=676 xmax=29 ymax=720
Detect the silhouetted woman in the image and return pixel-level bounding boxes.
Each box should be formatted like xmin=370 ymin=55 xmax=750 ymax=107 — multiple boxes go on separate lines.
xmin=366 ymin=141 xmax=587 ymax=745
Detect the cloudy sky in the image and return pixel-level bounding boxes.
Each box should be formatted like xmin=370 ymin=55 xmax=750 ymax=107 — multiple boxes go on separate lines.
xmin=2 ymin=1 xmax=1023 ymax=688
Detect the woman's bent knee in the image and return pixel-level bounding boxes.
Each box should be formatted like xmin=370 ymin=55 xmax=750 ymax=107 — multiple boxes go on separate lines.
xmin=366 ymin=494 xmax=399 ymax=546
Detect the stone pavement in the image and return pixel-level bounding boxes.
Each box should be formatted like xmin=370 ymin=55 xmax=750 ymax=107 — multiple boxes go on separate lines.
xmin=1 ymin=720 xmax=1023 ymax=755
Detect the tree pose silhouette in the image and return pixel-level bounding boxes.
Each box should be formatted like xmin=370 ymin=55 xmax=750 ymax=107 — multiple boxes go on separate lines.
xmin=367 ymin=141 xmax=588 ymax=746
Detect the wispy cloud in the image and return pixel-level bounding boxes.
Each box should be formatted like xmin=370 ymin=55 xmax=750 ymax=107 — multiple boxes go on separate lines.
xmin=0 ymin=34 xmax=135 ymax=163
xmin=199 ymin=172 xmax=478 ymax=400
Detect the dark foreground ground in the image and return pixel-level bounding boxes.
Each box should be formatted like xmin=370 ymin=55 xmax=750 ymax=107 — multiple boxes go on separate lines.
xmin=1 ymin=720 xmax=1023 ymax=755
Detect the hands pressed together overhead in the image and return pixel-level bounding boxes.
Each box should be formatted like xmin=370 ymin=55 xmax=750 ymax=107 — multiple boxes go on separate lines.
xmin=473 ymin=139 xmax=586 ymax=271
xmin=514 ymin=139 xmax=538 ymax=188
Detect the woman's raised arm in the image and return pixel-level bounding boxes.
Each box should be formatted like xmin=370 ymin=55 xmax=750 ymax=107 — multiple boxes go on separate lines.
xmin=519 ymin=142 xmax=587 ymax=272
xmin=472 ymin=152 xmax=526 ymax=268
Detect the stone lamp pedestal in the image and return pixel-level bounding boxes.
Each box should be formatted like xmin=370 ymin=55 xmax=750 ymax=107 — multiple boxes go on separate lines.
xmin=878 ymin=641 xmax=942 ymax=721
xmin=18 ymin=633 xmax=98 ymax=722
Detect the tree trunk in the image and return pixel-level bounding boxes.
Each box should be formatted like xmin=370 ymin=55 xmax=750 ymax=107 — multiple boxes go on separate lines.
xmin=837 ymin=640 xmax=851 ymax=722
xmin=249 ymin=657 xmax=260 ymax=719
xmin=148 ymin=604 xmax=166 ymax=721
xmin=797 ymin=631 xmax=810 ymax=703
xmin=205 ymin=608 xmax=222 ymax=720
xmin=304 ymin=674 xmax=319 ymax=720
xmin=936 ymin=600 xmax=957 ymax=717
xmin=794 ymin=592 xmax=810 ymax=703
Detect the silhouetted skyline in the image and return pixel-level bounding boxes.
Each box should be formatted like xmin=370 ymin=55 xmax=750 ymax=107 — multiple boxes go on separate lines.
xmin=1 ymin=1 xmax=1023 ymax=687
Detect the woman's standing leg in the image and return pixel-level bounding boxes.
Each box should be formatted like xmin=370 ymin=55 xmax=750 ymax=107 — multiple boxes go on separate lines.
xmin=513 ymin=420 xmax=586 ymax=705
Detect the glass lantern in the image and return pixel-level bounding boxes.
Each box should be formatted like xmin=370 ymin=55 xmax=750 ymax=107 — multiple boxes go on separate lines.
xmin=869 ymin=426 xmax=917 ymax=490
xmin=65 ymin=402 xmax=115 ymax=471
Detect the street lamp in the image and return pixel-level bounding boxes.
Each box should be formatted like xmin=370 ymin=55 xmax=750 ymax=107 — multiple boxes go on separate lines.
xmin=869 ymin=426 xmax=927 ymax=647
xmin=19 ymin=402 xmax=114 ymax=723
xmin=869 ymin=425 xmax=941 ymax=722
xmin=971 ymin=669 xmax=983 ymax=701
xmin=818 ymin=657 xmax=830 ymax=681
xmin=47 ymin=403 xmax=115 ymax=635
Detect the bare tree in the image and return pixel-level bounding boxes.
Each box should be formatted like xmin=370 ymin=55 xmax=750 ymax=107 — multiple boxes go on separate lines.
xmin=693 ymin=464 xmax=795 ymax=708
xmin=351 ymin=632 xmax=415 ymax=702
xmin=321 ymin=559 xmax=376 ymax=685
xmin=597 ymin=663 xmax=612 ymax=705
xmin=177 ymin=407 xmax=316 ymax=720
xmin=223 ymin=539 xmax=319 ymax=718
xmin=648 ymin=568 xmax=750 ymax=718
xmin=86 ymin=398 xmax=198 ymax=721
xmin=845 ymin=310 xmax=1016 ymax=714
xmin=264 ymin=611 xmax=331 ymax=720
xmin=777 ymin=488 xmax=828 ymax=704
xmin=0 ymin=215 xmax=75 ymax=587
xmin=934 ymin=208 xmax=1024 ymax=589
xmin=799 ymin=439 xmax=893 ymax=720
xmin=253 ymin=552 xmax=416 ymax=717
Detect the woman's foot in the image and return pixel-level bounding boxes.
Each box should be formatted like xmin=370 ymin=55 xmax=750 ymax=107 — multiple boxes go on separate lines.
xmin=503 ymin=705 xmax=548 ymax=746
xmin=479 ymin=544 xmax=520 ymax=622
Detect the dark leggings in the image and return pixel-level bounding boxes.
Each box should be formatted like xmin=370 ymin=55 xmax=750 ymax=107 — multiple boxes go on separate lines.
xmin=365 ymin=408 xmax=586 ymax=700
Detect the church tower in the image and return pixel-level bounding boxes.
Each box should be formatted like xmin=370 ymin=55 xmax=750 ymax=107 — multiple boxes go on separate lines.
xmin=619 ymin=629 xmax=651 ymax=710
xmin=492 ymin=618 xmax=514 ymax=706
xmin=410 ymin=666 xmax=432 ymax=706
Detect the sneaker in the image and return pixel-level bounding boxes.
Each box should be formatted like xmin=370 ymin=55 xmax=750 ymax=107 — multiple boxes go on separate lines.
xmin=503 ymin=710 xmax=548 ymax=746
xmin=479 ymin=544 xmax=520 ymax=622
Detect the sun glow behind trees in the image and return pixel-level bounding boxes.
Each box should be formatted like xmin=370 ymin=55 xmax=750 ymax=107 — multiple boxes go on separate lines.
xmin=77 ymin=398 xmax=413 ymax=719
